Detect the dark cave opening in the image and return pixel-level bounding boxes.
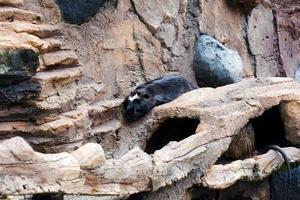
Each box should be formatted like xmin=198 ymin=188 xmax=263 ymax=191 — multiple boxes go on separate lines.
xmin=144 ymin=117 xmax=200 ymax=154
xmin=218 ymin=105 xmax=290 ymax=163
xmin=250 ymin=105 xmax=289 ymax=151
xmin=55 ymin=0 xmax=107 ymax=25
xmin=31 ymin=193 xmax=63 ymax=200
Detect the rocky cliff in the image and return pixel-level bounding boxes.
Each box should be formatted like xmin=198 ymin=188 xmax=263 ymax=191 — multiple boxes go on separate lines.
xmin=0 ymin=0 xmax=299 ymax=199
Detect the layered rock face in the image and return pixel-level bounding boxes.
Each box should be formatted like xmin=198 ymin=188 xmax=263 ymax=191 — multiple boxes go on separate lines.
xmin=1 ymin=78 xmax=300 ymax=199
xmin=0 ymin=0 xmax=299 ymax=199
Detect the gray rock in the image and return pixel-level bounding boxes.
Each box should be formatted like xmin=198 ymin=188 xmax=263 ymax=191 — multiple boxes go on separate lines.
xmin=193 ymin=35 xmax=243 ymax=87
xmin=295 ymin=65 xmax=300 ymax=83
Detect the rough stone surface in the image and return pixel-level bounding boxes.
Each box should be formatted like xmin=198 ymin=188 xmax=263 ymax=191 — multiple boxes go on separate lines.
xmin=0 ymin=0 xmax=300 ymax=199
xmin=0 ymin=7 xmax=42 ymax=23
xmin=193 ymin=35 xmax=243 ymax=87
xmin=203 ymin=147 xmax=300 ymax=189
xmin=71 ymin=143 xmax=106 ymax=169
xmin=41 ymin=50 xmax=79 ymax=69
xmin=0 ymin=78 xmax=300 ymax=198
xmin=0 ymin=0 xmax=23 ymax=5
xmin=280 ymin=101 xmax=300 ymax=145
xmin=248 ymin=4 xmax=279 ymax=77
xmin=273 ymin=0 xmax=300 ymax=78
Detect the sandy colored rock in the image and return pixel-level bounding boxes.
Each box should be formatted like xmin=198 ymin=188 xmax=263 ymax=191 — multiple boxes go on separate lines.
xmin=0 ymin=30 xmax=54 ymax=52
xmin=273 ymin=1 xmax=300 ymax=77
xmin=0 ymin=78 xmax=300 ymax=198
xmin=41 ymin=50 xmax=79 ymax=68
xmin=71 ymin=143 xmax=106 ymax=169
xmin=132 ymin=0 xmax=180 ymax=31
xmin=0 ymin=0 xmax=23 ymax=5
xmin=0 ymin=21 xmax=61 ymax=38
xmin=280 ymin=101 xmax=300 ymax=145
xmin=0 ymin=7 xmax=42 ymax=22
xmin=203 ymin=147 xmax=300 ymax=189
xmin=248 ymin=4 xmax=278 ymax=77
xmin=0 ymin=137 xmax=82 ymax=194
xmin=0 ymin=1 xmax=300 ymax=198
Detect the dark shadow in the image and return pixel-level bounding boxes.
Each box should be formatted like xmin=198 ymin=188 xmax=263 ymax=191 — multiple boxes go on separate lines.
xmin=144 ymin=118 xmax=200 ymax=154
xmin=55 ymin=0 xmax=107 ymax=25
xmin=31 ymin=193 xmax=63 ymax=200
xmin=249 ymin=105 xmax=289 ymax=151
xmin=0 ymin=49 xmax=40 ymax=104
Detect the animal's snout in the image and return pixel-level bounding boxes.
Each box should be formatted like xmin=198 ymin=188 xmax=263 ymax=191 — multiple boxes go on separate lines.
xmin=123 ymin=97 xmax=151 ymax=122
xmin=123 ymin=100 xmax=141 ymax=121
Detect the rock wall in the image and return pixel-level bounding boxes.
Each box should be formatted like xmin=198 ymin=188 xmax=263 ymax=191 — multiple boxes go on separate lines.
xmin=0 ymin=0 xmax=300 ymax=199
xmin=17 ymin=0 xmax=299 ymax=99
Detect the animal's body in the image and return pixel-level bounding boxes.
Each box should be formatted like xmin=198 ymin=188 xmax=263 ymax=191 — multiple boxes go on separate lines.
xmin=123 ymin=75 xmax=197 ymax=122
xmin=224 ymin=123 xmax=255 ymax=160
xmin=224 ymin=126 xmax=291 ymax=197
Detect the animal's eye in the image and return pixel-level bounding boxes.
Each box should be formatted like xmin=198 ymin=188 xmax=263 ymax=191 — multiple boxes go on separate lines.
xmin=143 ymin=93 xmax=150 ymax=99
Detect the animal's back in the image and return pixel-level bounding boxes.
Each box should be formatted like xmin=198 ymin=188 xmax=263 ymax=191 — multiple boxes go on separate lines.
xmin=123 ymin=74 xmax=196 ymax=122
xmin=140 ymin=75 xmax=196 ymax=102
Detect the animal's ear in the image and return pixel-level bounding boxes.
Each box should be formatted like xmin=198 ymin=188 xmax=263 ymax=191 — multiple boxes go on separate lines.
xmin=154 ymin=95 xmax=173 ymax=105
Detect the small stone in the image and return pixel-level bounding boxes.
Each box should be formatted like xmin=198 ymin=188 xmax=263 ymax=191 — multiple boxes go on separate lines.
xmin=193 ymin=35 xmax=243 ymax=87
xmin=71 ymin=143 xmax=106 ymax=169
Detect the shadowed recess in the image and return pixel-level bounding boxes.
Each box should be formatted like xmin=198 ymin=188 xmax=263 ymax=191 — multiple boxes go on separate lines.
xmin=0 ymin=49 xmax=40 ymax=104
xmin=55 ymin=0 xmax=107 ymax=25
xmin=145 ymin=118 xmax=200 ymax=154
xmin=32 ymin=193 xmax=63 ymax=200
xmin=0 ymin=49 xmax=39 ymax=85
xmin=250 ymin=105 xmax=289 ymax=151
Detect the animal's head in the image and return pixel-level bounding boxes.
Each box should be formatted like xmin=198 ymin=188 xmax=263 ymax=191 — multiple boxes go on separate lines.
xmin=123 ymin=86 xmax=156 ymax=122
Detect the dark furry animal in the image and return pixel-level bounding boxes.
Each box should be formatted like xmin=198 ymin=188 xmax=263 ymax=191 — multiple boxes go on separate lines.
xmin=123 ymin=75 xmax=197 ymax=122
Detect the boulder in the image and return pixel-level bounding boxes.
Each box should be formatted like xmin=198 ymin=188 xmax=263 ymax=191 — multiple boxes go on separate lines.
xmin=71 ymin=143 xmax=106 ymax=169
xmin=193 ymin=35 xmax=243 ymax=87
xmin=280 ymin=101 xmax=300 ymax=145
xmin=295 ymin=66 xmax=300 ymax=83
